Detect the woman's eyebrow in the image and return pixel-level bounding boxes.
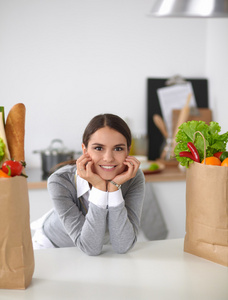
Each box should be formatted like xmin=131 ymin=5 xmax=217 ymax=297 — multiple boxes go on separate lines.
xmin=91 ymin=143 xmax=104 ymax=146
xmin=114 ymin=144 xmax=126 ymax=147
xmin=91 ymin=143 xmax=126 ymax=147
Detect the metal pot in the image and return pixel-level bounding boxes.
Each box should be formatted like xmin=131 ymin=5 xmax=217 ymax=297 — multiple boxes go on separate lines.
xmin=34 ymin=139 xmax=75 ymax=174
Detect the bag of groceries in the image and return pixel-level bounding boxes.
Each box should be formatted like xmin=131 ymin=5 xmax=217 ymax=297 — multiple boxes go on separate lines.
xmin=174 ymin=121 xmax=228 ymax=267
xmin=0 ymin=104 xmax=35 ymax=289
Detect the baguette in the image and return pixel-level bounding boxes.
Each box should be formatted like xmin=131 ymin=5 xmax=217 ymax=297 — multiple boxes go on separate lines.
xmin=5 ymin=103 xmax=26 ymax=161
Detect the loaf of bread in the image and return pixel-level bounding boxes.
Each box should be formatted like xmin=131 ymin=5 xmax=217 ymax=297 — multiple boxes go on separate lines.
xmin=5 ymin=103 xmax=26 ymax=161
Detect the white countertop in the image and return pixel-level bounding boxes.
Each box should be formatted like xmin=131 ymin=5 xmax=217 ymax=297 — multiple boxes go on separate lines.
xmin=1 ymin=239 xmax=227 ymax=300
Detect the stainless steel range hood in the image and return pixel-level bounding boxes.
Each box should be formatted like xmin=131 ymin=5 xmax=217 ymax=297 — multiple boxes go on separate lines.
xmin=148 ymin=0 xmax=228 ymax=18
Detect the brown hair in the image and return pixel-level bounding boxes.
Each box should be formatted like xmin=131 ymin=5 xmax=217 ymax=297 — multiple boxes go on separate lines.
xmin=82 ymin=113 xmax=131 ymax=149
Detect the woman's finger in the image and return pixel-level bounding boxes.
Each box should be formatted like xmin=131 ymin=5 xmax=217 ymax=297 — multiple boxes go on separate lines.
xmin=76 ymin=154 xmax=92 ymax=172
xmin=124 ymin=161 xmax=139 ymax=176
xmin=125 ymin=156 xmax=140 ymax=168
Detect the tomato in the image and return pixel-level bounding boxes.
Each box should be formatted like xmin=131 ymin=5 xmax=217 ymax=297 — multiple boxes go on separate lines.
xmin=220 ymin=151 xmax=228 ymax=162
xmin=213 ymin=151 xmax=223 ymax=159
xmin=2 ymin=160 xmax=23 ymax=177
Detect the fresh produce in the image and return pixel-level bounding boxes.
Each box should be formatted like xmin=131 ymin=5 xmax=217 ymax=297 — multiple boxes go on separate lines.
xmin=149 ymin=163 xmax=159 ymax=171
xmin=0 ymin=106 xmax=11 ymax=165
xmin=0 ymin=138 xmax=5 ymax=162
xmin=213 ymin=151 xmax=223 ymax=159
xmin=221 ymin=158 xmax=228 ymax=167
xmin=0 ymin=104 xmax=27 ymax=178
xmin=179 ymin=151 xmax=194 ymax=160
xmin=187 ymin=142 xmax=200 ymax=163
xmin=219 ymin=151 xmax=228 ymax=162
xmin=201 ymin=157 xmax=221 ymax=166
xmin=175 ymin=120 xmax=228 ymax=168
xmin=0 ymin=169 xmax=11 ymax=178
xmin=2 ymin=160 xmax=24 ymax=177
xmin=0 ymin=106 xmax=5 ymax=125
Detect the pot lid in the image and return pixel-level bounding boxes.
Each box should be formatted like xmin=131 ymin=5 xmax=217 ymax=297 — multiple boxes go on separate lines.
xmin=33 ymin=139 xmax=75 ymax=155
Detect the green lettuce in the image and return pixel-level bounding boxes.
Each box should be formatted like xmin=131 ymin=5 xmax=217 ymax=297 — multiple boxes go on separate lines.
xmin=174 ymin=121 xmax=228 ymax=168
xmin=0 ymin=137 xmax=5 ymax=162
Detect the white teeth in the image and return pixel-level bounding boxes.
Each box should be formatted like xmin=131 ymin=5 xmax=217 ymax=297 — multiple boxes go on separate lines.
xmin=101 ymin=166 xmax=114 ymax=169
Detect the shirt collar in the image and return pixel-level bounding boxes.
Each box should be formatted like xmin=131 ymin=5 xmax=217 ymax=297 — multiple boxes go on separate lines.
xmin=76 ymin=171 xmax=90 ymax=197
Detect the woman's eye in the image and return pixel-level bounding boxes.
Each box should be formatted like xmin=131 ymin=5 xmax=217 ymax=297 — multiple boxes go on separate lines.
xmin=115 ymin=147 xmax=123 ymax=151
xmin=94 ymin=146 xmax=102 ymax=151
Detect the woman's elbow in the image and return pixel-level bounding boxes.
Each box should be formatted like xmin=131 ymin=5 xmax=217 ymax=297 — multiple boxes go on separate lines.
xmin=85 ymin=249 xmax=102 ymax=256
xmin=77 ymin=242 xmax=103 ymax=256
xmin=112 ymin=239 xmax=136 ymax=254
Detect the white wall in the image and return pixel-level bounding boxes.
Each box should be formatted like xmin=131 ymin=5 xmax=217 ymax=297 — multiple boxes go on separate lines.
xmin=1 ymin=0 xmax=227 ymax=168
xmin=206 ymin=19 xmax=228 ymax=133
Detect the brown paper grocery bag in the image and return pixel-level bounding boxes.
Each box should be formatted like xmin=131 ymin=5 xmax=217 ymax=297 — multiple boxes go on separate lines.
xmin=184 ymin=162 xmax=228 ymax=266
xmin=0 ymin=176 xmax=35 ymax=289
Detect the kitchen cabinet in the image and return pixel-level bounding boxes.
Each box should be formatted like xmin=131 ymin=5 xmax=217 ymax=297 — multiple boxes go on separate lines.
xmin=150 ymin=181 xmax=186 ymax=239
xmin=29 ymin=189 xmax=53 ymax=224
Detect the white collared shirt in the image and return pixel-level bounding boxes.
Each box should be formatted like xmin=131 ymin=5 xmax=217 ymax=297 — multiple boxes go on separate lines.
xmin=76 ymin=172 xmax=124 ymax=210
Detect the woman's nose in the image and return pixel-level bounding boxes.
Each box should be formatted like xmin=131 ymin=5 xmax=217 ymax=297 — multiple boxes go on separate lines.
xmin=103 ymin=150 xmax=114 ymax=162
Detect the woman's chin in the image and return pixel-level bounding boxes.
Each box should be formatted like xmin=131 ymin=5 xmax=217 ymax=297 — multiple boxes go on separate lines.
xmin=99 ymin=174 xmax=114 ymax=181
xmin=96 ymin=170 xmax=116 ymax=181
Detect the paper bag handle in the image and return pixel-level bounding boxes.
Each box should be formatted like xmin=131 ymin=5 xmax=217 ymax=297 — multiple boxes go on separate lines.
xmin=193 ymin=131 xmax=206 ymax=165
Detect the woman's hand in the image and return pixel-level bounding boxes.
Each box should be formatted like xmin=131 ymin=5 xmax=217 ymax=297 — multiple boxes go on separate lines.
xmin=107 ymin=156 xmax=140 ymax=192
xmin=76 ymin=153 xmax=106 ymax=191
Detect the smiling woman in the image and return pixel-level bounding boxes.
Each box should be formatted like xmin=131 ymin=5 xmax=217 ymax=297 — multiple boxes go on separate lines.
xmin=79 ymin=126 xmax=137 ymax=190
xmin=31 ymin=114 xmax=145 ymax=255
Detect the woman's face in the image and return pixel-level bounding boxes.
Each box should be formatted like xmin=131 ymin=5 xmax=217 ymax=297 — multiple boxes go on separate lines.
xmin=82 ymin=126 xmax=129 ymax=180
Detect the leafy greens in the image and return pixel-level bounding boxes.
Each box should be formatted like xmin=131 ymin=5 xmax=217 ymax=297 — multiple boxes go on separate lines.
xmin=0 ymin=138 xmax=5 ymax=162
xmin=174 ymin=121 xmax=228 ymax=168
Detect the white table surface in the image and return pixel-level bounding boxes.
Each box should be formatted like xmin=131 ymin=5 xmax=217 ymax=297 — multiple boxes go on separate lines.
xmin=1 ymin=239 xmax=227 ymax=300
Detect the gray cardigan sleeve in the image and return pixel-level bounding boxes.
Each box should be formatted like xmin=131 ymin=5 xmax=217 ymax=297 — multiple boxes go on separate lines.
xmin=108 ymin=169 xmax=145 ymax=253
xmin=47 ymin=167 xmax=108 ymax=256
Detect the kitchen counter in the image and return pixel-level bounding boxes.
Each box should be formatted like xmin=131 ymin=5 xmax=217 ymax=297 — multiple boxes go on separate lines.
xmin=144 ymin=164 xmax=186 ymax=182
xmin=27 ymin=165 xmax=186 ymax=190
xmin=0 ymin=239 xmax=227 ymax=300
xmin=27 ymin=168 xmax=48 ymax=189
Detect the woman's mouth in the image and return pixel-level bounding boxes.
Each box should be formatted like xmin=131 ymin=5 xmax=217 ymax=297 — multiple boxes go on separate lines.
xmin=100 ymin=165 xmax=116 ymax=171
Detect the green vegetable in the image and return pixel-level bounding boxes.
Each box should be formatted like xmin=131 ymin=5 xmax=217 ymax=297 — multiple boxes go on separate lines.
xmin=149 ymin=163 xmax=159 ymax=171
xmin=174 ymin=121 xmax=228 ymax=168
xmin=0 ymin=106 xmax=6 ymax=163
xmin=0 ymin=107 xmax=5 ymax=125
xmin=0 ymin=138 xmax=5 ymax=162
xmin=220 ymin=151 xmax=228 ymax=162
xmin=0 ymin=106 xmax=10 ymax=166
